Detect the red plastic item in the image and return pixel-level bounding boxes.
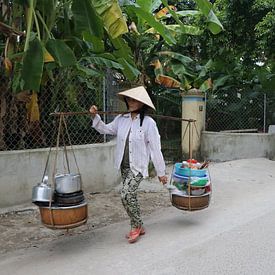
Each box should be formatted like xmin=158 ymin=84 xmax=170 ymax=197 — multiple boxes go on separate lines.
xmin=187 ymin=159 xmax=197 ymax=164
xmin=205 ymin=184 xmax=211 ymax=193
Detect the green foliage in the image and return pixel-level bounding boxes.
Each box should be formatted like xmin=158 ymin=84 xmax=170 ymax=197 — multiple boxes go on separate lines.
xmin=126 ymin=5 xmax=176 ymax=45
xmin=72 ymin=0 xmax=103 ymax=38
xmin=46 ymin=39 xmax=77 ymax=67
xmin=91 ymin=0 xmax=128 ymax=38
xmin=22 ymin=38 xmax=44 ymax=91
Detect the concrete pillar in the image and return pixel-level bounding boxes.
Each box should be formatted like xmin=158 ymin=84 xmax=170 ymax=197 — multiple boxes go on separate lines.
xmin=181 ymin=89 xmax=205 ymax=159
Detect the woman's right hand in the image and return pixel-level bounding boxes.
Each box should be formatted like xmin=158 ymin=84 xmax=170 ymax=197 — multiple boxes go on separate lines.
xmin=89 ymin=105 xmax=98 ymax=118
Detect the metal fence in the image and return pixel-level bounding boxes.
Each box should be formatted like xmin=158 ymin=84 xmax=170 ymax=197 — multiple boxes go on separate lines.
xmin=154 ymin=90 xmax=182 ymax=161
xmin=205 ymin=92 xmax=268 ymax=132
xmin=0 ymin=66 xmax=273 ymax=157
xmin=0 ymin=68 xmax=104 ymax=151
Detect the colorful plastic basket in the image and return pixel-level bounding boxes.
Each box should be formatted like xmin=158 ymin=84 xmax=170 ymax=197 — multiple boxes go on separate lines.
xmin=174 ymin=163 xmax=207 ymax=177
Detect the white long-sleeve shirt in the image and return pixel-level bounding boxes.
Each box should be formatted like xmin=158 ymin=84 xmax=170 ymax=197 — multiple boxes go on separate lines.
xmin=92 ymin=113 xmax=166 ymax=178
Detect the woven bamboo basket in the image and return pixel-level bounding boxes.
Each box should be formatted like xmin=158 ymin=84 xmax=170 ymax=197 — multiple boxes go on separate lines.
xmin=171 ymin=193 xmax=210 ymax=211
xmin=39 ymin=202 xmax=88 ymax=229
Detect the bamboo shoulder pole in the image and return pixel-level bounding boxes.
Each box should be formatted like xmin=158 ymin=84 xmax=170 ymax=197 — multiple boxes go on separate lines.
xmin=49 ymin=111 xmax=196 ymax=123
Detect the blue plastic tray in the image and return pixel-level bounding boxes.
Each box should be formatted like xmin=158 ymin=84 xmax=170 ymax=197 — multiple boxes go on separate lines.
xmin=174 ymin=163 xmax=207 ymax=177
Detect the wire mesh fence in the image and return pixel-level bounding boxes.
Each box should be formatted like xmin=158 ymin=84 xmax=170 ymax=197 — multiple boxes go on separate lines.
xmin=0 ymin=68 xmax=104 ymax=151
xmin=205 ymin=92 xmax=267 ymax=132
xmin=154 ymin=90 xmax=182 ymax=162
xmin=0 ymin=65 xmax=273 ymax=158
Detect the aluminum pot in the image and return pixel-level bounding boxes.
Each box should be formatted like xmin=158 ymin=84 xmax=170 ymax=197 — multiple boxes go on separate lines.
xmin=32 ymin=182 xmax=53 ymax=203
xmin=54 ymin=173 xmax=82 ymax=194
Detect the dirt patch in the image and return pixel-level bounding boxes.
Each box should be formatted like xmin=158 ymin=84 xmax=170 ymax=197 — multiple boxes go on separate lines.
xmin=0 ymin=190 xmax=171 ymax=255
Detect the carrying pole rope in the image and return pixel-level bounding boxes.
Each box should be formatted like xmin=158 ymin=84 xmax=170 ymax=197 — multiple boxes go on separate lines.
xmin=49 ymin=114 xmax=63 ymax=226
xmin=62 ymin=115 xmax=81 ymax=175
xmin=188 ymin=121 xmax=193 ymax=210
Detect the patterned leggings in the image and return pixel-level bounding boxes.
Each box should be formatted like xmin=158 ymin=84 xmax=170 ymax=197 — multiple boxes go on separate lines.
xmin=121 ymin=167 xmax=143 ymax=228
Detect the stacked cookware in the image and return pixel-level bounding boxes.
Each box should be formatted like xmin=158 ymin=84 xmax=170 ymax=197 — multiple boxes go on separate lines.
xmin=31 ymin=114 xmax=88 ymax=229
xmin=32 ymin=174 xmax=85 ymax=207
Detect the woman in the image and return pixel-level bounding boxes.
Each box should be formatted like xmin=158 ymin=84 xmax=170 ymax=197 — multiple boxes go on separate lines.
xmin=89 ymin=86 xmax=168 ymax=243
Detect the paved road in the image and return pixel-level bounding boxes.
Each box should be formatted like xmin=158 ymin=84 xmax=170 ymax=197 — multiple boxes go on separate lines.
xmin=1 ymin=158 xmax=275 ymax=275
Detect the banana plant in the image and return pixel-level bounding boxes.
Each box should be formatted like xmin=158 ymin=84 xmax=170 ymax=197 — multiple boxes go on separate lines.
xmin=0 ymin=0 xmax=134 ymax=149
xmin=118 ymin=0 xmax=223 ymax=90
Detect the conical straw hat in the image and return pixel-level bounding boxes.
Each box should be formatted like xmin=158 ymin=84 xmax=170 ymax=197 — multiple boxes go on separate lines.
xmin=117 ymin=86 xmax=156 ymax=110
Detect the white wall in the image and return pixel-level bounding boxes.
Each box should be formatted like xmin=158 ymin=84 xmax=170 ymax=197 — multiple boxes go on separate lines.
xmin=201 ymin=131 xmax=275 ymax=162
xmin=0 ymin=141 xmax=120 ymax=208
xmin=2 ymin=132 xmax=275 ymax=208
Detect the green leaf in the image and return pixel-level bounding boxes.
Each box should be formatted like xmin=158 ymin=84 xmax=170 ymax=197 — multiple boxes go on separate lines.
xmin=111 ymin=37 xmax=135 ymax=65
xmin=260 ymin=73 xmax=275 ymax=92
xmin=213 ymin=76 xmax=231 ymax=91
xmin=36 ymin=0 xmax=55 ymax=15
xmin=197 ymin=59 xmax=213 ymax=78
xmin=194 ymin=0 xmax=212 ymax=16
xmin=91 ymin=0 xmax=128 ymax=39
xmin=194 ymin=0 xmax=223 ymax=34
xmin=11 ymin=61 xmax=24 ymax=93
xmin=199 ymin=79 xmax=211 ymax=92
xmin=171 ymin=64 xmax=195 ymax=78
xmin=158 ymin=51 xmax=193 ymax=65
xmin=22 ymin=38 xmax=44 ymax=91
xmin=161 ymin=24 xmax=203 ymax=36
xmin=82 ymin=55 xmax=124 ymax=70
xmin=207 ymin=10 xmax=224 ymax=34
xmin=136 ymin=0 xmax=153 ymax=13
xmin=127 ymin=6 xmax=176 ymax=45
xmin=46 ymin=39 xmax=77 ymax=67
xmin=176 ymin=10 xmax=200 ymax=17
xmin=13 ymin=0 xmax=30 ymax=6
xmin=151 ymin=0 xmax=162 ymax=12
xmin=76 ymin=63 xmax=103 ymax=77
xmin=117 ymin=58 xmax=141 ymax=80
xmin=83 ymin=32 xmax=105 ymax=53
xmin=72 ymin=0 xmax=103 ymax=38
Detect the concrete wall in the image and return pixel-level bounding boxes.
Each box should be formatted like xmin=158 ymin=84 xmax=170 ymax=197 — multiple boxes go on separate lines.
xmin=201 ymin=131 xmax=275 ymax=162
xmin=2 ymin=131 xmax=275 ymax=208
xmin=0 ymin=141 xmax=120 ymax=208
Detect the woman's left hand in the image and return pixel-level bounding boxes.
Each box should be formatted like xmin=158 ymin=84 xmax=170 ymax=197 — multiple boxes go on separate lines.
xmin=158 ymin=175 xmax=168 ymax=185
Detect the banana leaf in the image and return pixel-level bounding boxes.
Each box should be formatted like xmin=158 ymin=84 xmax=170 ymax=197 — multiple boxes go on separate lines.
xmin=81 ymin=55 xmax=124 ymax=70
xmin=127 ymin=6 xmax=176 ymax=45
xmin=146 ymin=24 xmax=202 ymax=36
xmin=72 ymin=0 xmax=103 ymax=38
xmin=91 ymin=0 xmax=128 ymax=39
xmin=83 ymin=32 xmax=105 ymax=53
xmin=158 ymin=51 xmax=193 ymax=65
xmin=36 ymin=0 xmax=56 ymax=15
xmin=213 ymin=76 xmax=231 ymax=91
xmin=117 ymin=58 xmax=141 ymax=80
xmin=136 ymin=0 xmax=154 ymax=13
xmin=194 ymin=0 xmax=224 ymax=34
xmin=176 ymin=10 xmax=200 ymax=17
xmin=22 ymin=38 xmax=44 ymax=91
xmin=46 ymin=39 xmax=77 ymax=67
xmin=76 ymin=63 xmax=103 ymax=77
xmin=111 ymin=37 xmax=135 ymax=65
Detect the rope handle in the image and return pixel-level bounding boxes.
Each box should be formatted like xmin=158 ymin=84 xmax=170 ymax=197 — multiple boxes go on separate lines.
xmin=52 ymin=114 xmax=81 ymax=176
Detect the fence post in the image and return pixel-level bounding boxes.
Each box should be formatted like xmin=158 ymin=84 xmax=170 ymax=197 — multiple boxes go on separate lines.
xmin=264 ymin=93 xmax=267 ymax=133
xmin=181 ymin=88 xmax=205 ymax=160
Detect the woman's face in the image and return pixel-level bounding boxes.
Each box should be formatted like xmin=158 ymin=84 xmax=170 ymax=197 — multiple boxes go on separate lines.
xmin=125 ymin=97 xmax=144 ymax=112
